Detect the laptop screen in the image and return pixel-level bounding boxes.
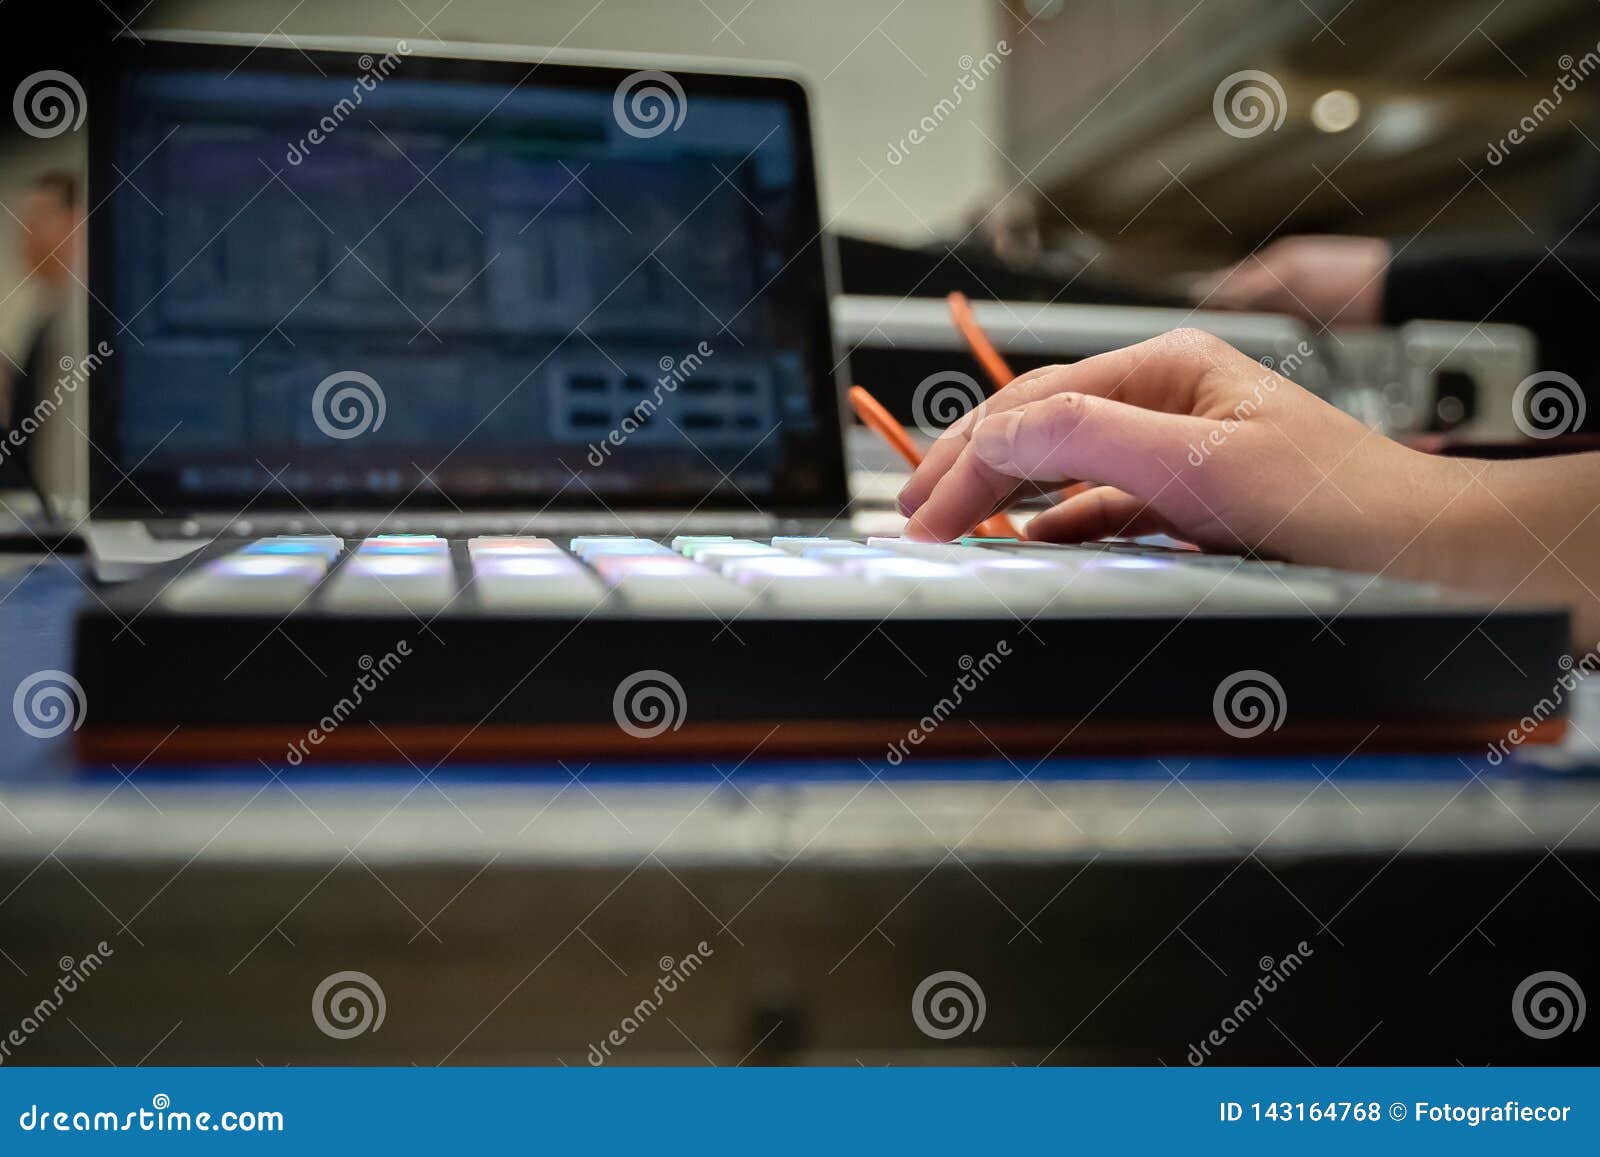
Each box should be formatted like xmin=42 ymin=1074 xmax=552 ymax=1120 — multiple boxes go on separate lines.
xmin=88 ymin=39 xmax=846 ymax=515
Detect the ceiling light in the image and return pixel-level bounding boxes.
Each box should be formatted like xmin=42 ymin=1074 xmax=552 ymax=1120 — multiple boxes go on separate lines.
xmin=1310 ymin=89 xmax=1361 ymax=133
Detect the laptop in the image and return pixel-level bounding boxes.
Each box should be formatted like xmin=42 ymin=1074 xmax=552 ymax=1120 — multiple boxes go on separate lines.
xmin=83 ymin=31 xmax=851 ymax=579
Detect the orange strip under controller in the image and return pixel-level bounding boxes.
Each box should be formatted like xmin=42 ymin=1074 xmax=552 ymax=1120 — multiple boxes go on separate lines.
xmin=76 ymin=717 xmax=1567 ymax=765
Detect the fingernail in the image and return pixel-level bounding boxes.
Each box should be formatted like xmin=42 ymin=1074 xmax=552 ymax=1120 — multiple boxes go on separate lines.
xmin=896 ymin=489 xmax=921 ymax=516
xmin=945 ymin=404 xmax=982 ymax=439
xmin=972 ymin=410 xmax=1023 ymax=472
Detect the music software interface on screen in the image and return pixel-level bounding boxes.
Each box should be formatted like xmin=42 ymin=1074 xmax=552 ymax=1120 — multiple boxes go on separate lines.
xmin=108 ymin=68 xmax=828 ymax=507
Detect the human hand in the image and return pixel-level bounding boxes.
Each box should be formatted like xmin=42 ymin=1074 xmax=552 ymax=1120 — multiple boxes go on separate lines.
xmin=896 ymin=329 xmax=1461 ymax=580
xmin=1193 ymin=235 xmax=1390 ymax=327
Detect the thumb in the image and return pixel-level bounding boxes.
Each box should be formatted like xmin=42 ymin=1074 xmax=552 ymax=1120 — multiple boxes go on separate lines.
xmin=970 ymin=392 xmax=1217 ymax=500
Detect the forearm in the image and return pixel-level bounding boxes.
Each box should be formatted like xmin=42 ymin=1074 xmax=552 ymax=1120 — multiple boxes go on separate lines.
xmin=1395 ymin=452 xmax=1600 ymax=648
xmin=1264 ymin=439 xmax=1600 ymax=646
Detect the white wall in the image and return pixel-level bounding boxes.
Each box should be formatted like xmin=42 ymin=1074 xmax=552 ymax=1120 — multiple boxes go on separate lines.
xmin=146 ymin=0 xmax=1008 ymax=243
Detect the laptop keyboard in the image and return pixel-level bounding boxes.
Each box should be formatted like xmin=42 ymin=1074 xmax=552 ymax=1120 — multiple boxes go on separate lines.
xmin=161 ymin=533 xmax=1441 ymax=618
xmin=143 ymin=512 xmax=783 ymax=541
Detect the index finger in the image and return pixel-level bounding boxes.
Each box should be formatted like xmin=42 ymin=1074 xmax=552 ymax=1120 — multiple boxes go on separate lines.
xmin=897 ymin=329 xmax=1213 ymax=517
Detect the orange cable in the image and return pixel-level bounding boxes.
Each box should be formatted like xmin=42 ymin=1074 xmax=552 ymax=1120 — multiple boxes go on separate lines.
xmin=947 ymin=291 xmax=1013 ymax=389
xmin=848 ymin=384 xmax=1018 ymax=539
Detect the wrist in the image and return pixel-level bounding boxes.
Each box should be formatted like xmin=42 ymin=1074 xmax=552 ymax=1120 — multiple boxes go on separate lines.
xmin=1391 ymin=452 xmax=1561 ymax=600
xmin=1353 ymin=443 xmax=1486 ymax=585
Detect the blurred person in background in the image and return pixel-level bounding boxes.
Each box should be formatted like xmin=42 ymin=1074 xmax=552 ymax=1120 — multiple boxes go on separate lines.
xmin=1195 ymin=232 xmax=1599 ymax=339
xmin=0 ymin=171 xmax=84 ymax=520
xmin=1194 ymin=133 xmax=1600 ymax=424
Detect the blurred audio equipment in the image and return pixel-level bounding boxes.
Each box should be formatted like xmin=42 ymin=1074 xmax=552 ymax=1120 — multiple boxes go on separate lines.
xmin=834 ymin=296 xmax=1536 ymax=439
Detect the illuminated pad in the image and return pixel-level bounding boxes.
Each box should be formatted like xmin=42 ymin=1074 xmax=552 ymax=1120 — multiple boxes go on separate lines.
xmin=471 ymin=547 xmax=604 ymax=612
xmin=324 ymin=537 xmax=454 ymax=612
xmin=156 ymin=533 xmax=1417 ymax=619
